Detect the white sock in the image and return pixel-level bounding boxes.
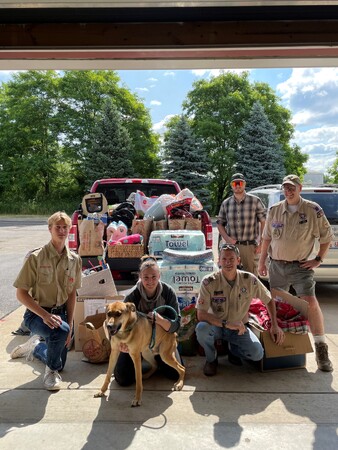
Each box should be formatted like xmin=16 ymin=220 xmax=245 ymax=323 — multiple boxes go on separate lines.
xmin=313 ymin=335 xmax=326 ymax=344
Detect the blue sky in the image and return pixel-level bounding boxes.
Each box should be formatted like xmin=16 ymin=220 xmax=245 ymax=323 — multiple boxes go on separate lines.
xmin=1 ymin=68 xmax=337 ymax=175
xmin=117 ymin=67 xmax=338 ymax=175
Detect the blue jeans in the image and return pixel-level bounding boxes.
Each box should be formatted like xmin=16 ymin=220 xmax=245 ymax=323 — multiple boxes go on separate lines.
xmin=196 ymin=321 xmax=264 ymax=363
xmin=23 ymin=309 xmax=69 ymax=371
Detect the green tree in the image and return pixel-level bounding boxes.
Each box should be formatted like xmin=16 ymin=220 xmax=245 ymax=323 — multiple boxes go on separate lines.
xmin=83 ymin=100 xmax=134 ymax=184
xmin=0 ymin=71 xmax=61 ymax=202
xmin=59 ymin=70 xmax=160 ymax=186
xmin=0 ymin=70 xmax=161 ymax=213
xmin=283 ymin=144 xmax=308 ymax=178
xmin=236 ymin=102 xmax=285 ymax=189
xmin=327 ymin=152 xmax=338 ymax=183
xmin=183 ymin=71 xmax=305 ymax=212
xmin=162 ymin=115 xmax=211 ymax=209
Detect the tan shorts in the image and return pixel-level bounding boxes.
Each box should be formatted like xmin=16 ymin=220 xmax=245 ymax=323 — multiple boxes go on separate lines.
xmin=269 ymin=259 xmax=316 ymax=296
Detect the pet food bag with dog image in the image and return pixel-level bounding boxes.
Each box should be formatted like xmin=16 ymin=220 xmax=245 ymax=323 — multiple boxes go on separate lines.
xmin=78 ymin=313 xmax=111 ymax=363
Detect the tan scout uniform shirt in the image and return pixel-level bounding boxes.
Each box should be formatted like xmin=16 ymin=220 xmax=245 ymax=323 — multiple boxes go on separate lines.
xmin=197 ymin=270 xmax=271 ymax=322
xmin=263 ymin=198 xmax=333 ymax=261
xmin=13 ymin=241 xmax=82 ymax=308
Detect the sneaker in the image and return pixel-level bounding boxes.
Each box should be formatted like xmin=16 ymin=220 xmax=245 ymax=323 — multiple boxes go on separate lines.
xmin=203 ymin=358 xmax=218 ymax=377
xmin=315 ymin=342 xmax=333 ymax=372
xmin=10 ymin=335 xmax=40 ymax=360
xmin=43 ymin=366 xmax=62 ymax=391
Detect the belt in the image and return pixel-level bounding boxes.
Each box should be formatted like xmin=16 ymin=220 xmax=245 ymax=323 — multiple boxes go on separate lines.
xmin=235 ymin=240 xmax=257 ymax=246
xmin=270 ymin=258 xmax=300 ymax=265
xmin=43 ymin=304 xmax=66 ymax=314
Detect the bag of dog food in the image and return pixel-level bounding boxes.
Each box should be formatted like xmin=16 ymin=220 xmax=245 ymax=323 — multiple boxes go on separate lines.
xmin=78 ymin=313 xmax=111 ymax=363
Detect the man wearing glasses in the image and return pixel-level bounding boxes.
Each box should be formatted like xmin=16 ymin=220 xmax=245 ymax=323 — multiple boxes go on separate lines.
xmin=217 ymin=173 xmax=266 ymax=275
xmin=196 ymin=243 xmax=284 ymax=376
xmin=258 ymin=174 xmax=334 ymax=372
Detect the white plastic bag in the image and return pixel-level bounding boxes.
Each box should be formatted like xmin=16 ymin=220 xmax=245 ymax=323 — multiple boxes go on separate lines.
xmin=134 ymin=190 xmax=158 ymax=217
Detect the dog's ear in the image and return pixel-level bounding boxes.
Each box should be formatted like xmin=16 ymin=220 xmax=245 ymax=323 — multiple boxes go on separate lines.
xmin=126 ymin=302 xmax=136 ymax=312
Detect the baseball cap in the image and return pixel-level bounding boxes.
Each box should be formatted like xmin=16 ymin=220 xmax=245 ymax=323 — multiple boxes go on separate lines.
xmin=231 ymin=173 xmax=245 ymax=182
xmin=282 ymin=174 xmax=302 ymax=187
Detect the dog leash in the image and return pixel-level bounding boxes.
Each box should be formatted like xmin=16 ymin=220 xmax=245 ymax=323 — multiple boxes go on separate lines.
xmin=149 ymin=305 xmax=179 ymax=350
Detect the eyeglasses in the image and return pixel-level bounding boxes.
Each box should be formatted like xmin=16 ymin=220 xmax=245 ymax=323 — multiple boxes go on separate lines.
xmin=231 ymin=180 xmax=245 ymax=188
xmin=282 ymin=185 xmax=297 ymax=192
xmin=221 ymin=243 xmax=240 ymax=256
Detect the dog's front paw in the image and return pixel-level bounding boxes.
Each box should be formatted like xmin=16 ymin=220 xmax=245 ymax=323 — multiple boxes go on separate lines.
xmin=173 ymin=380 xmax=184 ymax=391
xmin=131 ymin=398 xmax=142 ymax=407
xmin=94 ymin=391 xmax=106 ymax=398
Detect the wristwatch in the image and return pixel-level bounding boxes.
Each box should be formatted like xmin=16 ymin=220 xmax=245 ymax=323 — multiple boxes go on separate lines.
xmin=315 ymin=255 xmax=323 ymax=263
xmin=222 ymin=320 xmax=227 ymax=328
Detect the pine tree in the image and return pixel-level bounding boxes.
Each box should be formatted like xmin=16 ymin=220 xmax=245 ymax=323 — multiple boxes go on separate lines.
xmin=83 ymin=100 xmax=134 ymax=185
xmin=162 ymin=115 xmax=211 ymax=209
xmin=236 ymin=102 xmax=285 ymax=190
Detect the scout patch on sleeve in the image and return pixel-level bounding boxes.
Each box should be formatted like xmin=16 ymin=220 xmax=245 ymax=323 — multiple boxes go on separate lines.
xmin=203 ymin=274 xmax=216 ymax=286
xmin=314 ymin=205 xmax=324 ymax=218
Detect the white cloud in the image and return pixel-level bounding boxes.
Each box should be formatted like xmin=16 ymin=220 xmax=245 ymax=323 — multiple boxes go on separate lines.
xmin=191 ymin=68 xmax=250 ymax=78
xmin=276 ymin=68 xmax=338 ymax=173
xmin=293 ymin=126 xmax=338 ymax=173
xmin=152 ymin=114 xmax=176 ymax=133
xmin=135 ymin=87 xmax=149 ymax=92
xmin=163 ymin=71 xmax=176 ymax=77
xmin=150 ymin=100 xmax=161 ymax=106
xmin=148 ymin=77 xmax=158 ymax=82
xmin=277 ymin=68 xmax=338 ymax=127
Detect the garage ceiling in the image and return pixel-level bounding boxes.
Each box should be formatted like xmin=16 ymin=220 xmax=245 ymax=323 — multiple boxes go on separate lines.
xmin=1 ymin=3 xmax=338 ymax=69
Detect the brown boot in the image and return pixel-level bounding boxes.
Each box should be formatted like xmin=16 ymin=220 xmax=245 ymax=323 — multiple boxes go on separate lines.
xmin=203 ymin=358 xmax=218 ymax=376
xmin=315 ymin=342 xmax=333 ymax=372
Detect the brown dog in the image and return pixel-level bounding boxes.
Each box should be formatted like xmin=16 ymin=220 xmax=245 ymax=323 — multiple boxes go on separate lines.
xmin=94 ymin=301 xmax=185 ymax=406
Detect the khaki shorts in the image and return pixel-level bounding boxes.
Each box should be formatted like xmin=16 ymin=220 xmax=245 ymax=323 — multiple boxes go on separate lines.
xmin=269 ymin=259 xmax=316 ymax=297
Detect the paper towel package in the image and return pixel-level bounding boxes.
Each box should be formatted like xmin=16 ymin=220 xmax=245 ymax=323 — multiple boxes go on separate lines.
xmin=158 ymin=259 xmax=217 ymax=293
xmin=148 ymin=230 xmax=206 ymax=257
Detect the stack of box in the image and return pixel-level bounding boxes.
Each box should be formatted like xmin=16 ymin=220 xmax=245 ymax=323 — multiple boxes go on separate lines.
xmin=74 ymin=266 xmax=124 ymax=351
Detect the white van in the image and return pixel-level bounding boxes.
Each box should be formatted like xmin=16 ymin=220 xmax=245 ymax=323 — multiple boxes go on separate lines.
xmin=248 ymin=185 xmax=338 ymax=283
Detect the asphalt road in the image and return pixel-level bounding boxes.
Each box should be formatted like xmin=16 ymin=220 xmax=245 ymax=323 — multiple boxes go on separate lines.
xmin=0 ymin=217 xmax=49 ymax=319
xmin=1 ymin=217 xmax=337 ymax=323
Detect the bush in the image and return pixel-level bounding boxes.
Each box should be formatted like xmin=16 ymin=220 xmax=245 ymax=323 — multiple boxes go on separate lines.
xmin=0 ymin=195 xmax=82 ymax=216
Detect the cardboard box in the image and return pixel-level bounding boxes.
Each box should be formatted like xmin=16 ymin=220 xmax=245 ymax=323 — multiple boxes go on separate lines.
xmin=252 ymin=289 xmax=313 ymax=371
xmin=77 ymin=267 xmax=117 ymax=297
xmin=74 ymin=295 xmax=124 ymax=351
xmin=259 ymin=331 xmax=313 ymax=371
xmin=271 ymin=288 xmax=309 ymax=318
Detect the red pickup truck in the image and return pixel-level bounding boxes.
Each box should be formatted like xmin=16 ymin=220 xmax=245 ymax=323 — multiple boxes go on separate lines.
xmin=69 ymin=178 xmax=213 ymax=284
